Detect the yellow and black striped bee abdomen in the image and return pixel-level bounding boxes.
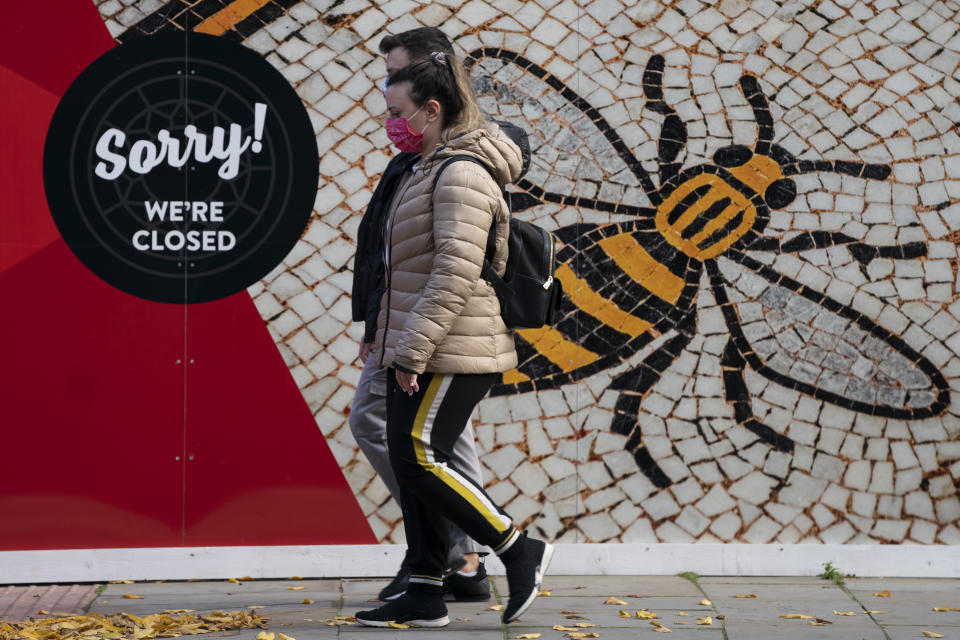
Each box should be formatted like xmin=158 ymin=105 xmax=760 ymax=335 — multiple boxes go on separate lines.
xmin=493 ymin=220 xmax=702 ymax=395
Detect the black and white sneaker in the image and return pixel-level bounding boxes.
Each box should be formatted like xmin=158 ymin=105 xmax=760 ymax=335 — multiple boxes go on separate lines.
xmin=378 ymin=565 xmax=410 ymax=601
xmin=356 ymin=590 xmax=449 ymax=628
xmin=443 ymin=562 xmax=491 ymax=601
xmin=501 ymin=536 xmax=553 ymax=623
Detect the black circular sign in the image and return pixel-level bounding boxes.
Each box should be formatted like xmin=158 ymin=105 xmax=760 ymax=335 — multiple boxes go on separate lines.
xmin=44 ymin=32 xmax=319 ymax=304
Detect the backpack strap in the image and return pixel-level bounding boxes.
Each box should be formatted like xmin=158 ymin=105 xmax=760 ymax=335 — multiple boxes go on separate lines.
xmin=431 ymin=155 xmax=502 ymax=268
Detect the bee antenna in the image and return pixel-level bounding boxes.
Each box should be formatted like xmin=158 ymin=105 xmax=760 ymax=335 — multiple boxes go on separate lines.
xmin=782 ymin=159 xmax=891 ymax=180
xmin=739 ymin=75 xmax=774 ymax=155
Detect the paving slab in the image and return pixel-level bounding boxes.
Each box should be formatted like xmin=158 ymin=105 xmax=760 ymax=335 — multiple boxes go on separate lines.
xmin=883 ymin=624 xmax=960 ymax=640
xmin=726 ymin=620 xmax=886 ymax=639
xmin=0 ymin=584 xmax=99 ymax=623
xmin=531 ymin=574 xmax=703 ymax=597
xmin=843 ymin=577 xmax=960 ymax=629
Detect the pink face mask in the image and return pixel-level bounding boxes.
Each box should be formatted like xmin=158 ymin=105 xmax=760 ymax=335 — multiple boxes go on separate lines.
xmin=386 ymin=107 xmax=429 ymax=153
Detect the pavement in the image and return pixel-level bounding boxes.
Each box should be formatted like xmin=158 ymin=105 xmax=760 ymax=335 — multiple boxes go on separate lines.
xmin=2 ymin=574 xmax=959 ymax=639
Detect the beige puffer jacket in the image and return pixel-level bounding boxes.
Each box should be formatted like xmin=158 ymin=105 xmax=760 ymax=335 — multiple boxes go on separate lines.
xmin=375 ymin=122 xmax=522 ymax=375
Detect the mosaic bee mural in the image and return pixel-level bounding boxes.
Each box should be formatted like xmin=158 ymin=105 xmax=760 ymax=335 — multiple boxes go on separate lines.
xmin=466 ymin=49 xmax=951 ymax=488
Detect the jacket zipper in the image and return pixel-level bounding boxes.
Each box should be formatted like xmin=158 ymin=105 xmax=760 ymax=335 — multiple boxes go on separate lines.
xmin=377 ymin=172 xmax=416 ymax=368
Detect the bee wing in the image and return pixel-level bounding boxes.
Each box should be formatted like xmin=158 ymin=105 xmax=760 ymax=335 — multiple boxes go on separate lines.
xmin=465 ymin=48 xmax=657 ymax=217
xmin=709 ymin=251 xmax=949 ymax=419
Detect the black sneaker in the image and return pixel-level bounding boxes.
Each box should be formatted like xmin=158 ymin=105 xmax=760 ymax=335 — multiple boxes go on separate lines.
xmin=443 ymin=551 xmax=467 ymax=578
xmin=501 ymin=536 xmax=553 ymax=623
xmin=378 ymin=565 xmax=410 ymax=601
xmin=356 ymin=590 xmax=449 ymax=628
xmin=443 ymin=562 xmax=491 ymax=601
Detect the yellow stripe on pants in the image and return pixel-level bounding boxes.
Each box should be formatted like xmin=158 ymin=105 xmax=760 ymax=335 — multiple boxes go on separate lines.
xmin=411 ymin=375 xmax=510 ymax=534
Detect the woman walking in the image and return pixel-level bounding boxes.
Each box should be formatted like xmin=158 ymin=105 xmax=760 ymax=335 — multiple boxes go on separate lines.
xmin=355 ymin=51 xmax=552 ymax=628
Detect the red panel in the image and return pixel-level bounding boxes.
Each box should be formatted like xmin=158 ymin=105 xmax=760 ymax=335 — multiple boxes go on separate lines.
xmin=0 ymin=241 xmax=185 ymax=550
xmin=183 ymin=295 xmax=376 ymax=546
xmin=0 ymin=65 xmax=63 ymax=275
xmin=0 ymin=2 xmax=115 ymax=98
xmin=0 ymin=0 xmax=375 ymax=551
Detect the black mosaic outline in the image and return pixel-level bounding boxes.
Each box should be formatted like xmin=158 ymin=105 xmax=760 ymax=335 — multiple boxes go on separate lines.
xmin=116 ymin=0 xmax=302 ymax=44
xmin=472 ymin=47 xmax=945 ymax=482
xmin=713 ymin=250 xmax=950 ymax=419
xmin=464 ymin=47 xmax=661 ymax=202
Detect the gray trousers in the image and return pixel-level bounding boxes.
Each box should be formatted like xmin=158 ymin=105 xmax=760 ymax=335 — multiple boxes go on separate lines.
xmin=349 ymin=353 xmax=483 ymax=555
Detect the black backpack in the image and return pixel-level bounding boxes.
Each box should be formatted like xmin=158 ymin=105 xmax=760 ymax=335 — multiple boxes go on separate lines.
xmin=432 ymin=123 xmax=563 ymax=329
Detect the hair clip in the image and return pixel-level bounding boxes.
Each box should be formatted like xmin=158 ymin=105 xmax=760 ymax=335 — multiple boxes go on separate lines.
xmin=430 ymin=51 xmax=447 ymax=66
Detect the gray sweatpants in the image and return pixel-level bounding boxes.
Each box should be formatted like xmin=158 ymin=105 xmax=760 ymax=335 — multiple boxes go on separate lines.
xmin=349 ymin=353 xmax=484 ymax=554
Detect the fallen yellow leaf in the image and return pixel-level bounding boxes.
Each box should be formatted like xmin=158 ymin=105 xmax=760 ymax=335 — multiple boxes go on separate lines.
xmin=814 ymin=618 xmax=833 ymax=625
xmin=277 ymin=634 xmax=294 ymax=640
xmin=553 ymin=625 xmax=580 ymax=631
xmin=334 ymin=616 xmax=355 ymax=621
xmin=255 ymin=633 xmax=275 ymax=640
xmin=512 ymin=634 xmax=541 ymax=639
xmin=619 ymin=610 xmax=632 ymax=618
xmin=809 ymin=621 xmax=826 ymax=626
xmin=287 ymin=586 xmax=305 ymax=591
xmin=699 ymin=599 xmax=712 ymax=606
xmin=873 ymin=590 xmax=891 ymax=597
xmin=834 ymin=611 xmax=856 ymax=616
xmin=560 ymin=611 xmax=581 ymax=614
xmin=564 ymin=634 xmax=598 ymax=639
xmin=627 ymin=593 xmax=643 ymax=598
xmin=301 ymin=599 xmax=313 ymax=605
xmin=539 ymin=590 xmax=551 ymax=596
xmin=920 ymin=632 xmax=945 ymax=639
xmin=677 ymin=612 xmax=689 ymax=616
xmin=239 ymin=576 xmax=254 ymax=581
xmin=734 ymin=594 xmax=756 ymax=598
xmin=488 ymin=604 xmax=504 ymax=611
xmin=932 ymin=606 xmax=949 ymax=612
xmin=122 ymin=594 xmax=144 ymax=599
xmin=574 ymin=622 xmax=595 ymax=628
xmin=674 ymin=621 xmax=691 ymax=625
xmin=288 ymin=576 xmax=304 ymax=580
xmin=387 ymin=621 xmax=410 ymax=629
xmin=697 ymin=616 xmax=712 ymax=625
xmin=636 ymin=609 xmax=658 ymax=619
xmin=228 ymin=577 xmax=239 ymax=583
xmin=246 ymin=606 xmax=266 ymax=610
xmin=162 ymin=609 xmax=196 ymax=613
xmin=605 ymin=597 xmax=628 ymax=605
xmin=456 ymin=617 xmax=472 ymax=621
xmin=779 ymin=614 xmax=813 ymax=619
xmin=109 ymin=580 xmax=135 ymax=584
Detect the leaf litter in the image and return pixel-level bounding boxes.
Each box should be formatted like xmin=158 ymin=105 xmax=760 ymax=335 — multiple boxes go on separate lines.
xmin=0 ymin=610 xmax=269 ymax=640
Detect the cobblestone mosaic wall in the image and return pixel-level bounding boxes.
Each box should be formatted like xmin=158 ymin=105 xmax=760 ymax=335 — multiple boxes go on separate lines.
xmin=97 ymin=0 xmax=960 ymax=545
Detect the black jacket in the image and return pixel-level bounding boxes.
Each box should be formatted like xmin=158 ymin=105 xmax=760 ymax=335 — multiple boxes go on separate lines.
xmin=351 ymin=151 xmax=419 ymax=343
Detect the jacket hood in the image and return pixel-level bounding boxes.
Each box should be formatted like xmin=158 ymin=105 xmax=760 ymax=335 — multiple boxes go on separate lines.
xmin=425 ymin=121 xmax=523 ymax=186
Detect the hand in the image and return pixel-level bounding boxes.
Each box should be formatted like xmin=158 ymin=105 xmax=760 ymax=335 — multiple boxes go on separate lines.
xmin=395 ymin=370 xmax=419 ymax=395
xmin=359 ymin=341 xmax=374 ymax=364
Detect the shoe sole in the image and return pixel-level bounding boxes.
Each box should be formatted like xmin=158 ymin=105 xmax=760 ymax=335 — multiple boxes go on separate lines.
xmin=356 ymin=616 xmax=450 ymax=628
xmin=503 ymin=542 xmax=554 ymax=624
